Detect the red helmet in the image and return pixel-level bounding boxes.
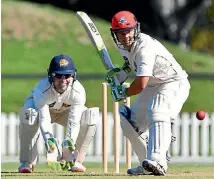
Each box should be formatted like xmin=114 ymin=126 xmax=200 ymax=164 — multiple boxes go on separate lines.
xmin=111 ymin=11 xmax=138 ymax=32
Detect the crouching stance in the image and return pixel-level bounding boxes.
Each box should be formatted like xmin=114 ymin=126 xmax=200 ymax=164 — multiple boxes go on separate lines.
xmin=105 ymin=11 xmax=191 ymax=175
xmin=18 ymin=54 xmax=99 ymax=173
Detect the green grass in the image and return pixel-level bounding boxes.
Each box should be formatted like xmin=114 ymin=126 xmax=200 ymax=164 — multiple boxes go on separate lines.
xmin=1 ymin=162 xmax=214 ymax=179
xmin=183 ymin=79 xmax=214 ymax=112
xmin=1 ymin=79 xmax=137 ymax=113
xmin=2 ymin=0 xmax=214 ymax=74
xmin=2 ymin=0 xmax=214 ymax=113
xmin=2 ymin=79 xmax=214 ymax=113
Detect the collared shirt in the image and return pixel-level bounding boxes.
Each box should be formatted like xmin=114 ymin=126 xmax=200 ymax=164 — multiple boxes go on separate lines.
xmin=117 ymin=33 xmax=188 ymax=86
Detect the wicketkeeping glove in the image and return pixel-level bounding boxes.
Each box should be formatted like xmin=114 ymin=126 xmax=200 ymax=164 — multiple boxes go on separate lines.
xmin=45 ymin=137 xmax=62 ymax=164
xmin=45 ymin=137 xmax=59 ymax=153
xmin=62 ymin=138 xmax=76 ymax=152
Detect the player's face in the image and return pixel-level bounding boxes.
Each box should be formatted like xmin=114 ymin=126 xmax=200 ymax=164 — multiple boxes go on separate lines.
xmin=53 ymin=74 xmax=73 ymax=93
xmin=116 ymin=29 xmax=135 ymax=50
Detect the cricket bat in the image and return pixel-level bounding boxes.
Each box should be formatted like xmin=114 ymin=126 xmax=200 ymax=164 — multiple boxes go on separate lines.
xmin=76 ymin=11 xmax=123 ymax=100
xmin=76 ymin=11 xmax=115 ymax=70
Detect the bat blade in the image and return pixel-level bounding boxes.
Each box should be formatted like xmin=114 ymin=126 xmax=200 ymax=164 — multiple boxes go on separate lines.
xmin=76 ymin=11 xmax=114 ymax=70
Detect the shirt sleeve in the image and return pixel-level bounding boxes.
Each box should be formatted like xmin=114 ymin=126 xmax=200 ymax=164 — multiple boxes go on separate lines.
xmin=34 ymin=88 xmax=53 ymax=141
xmin=66 ymin=84 xmax=87 ymax=143
xmin=135 ymin=47 xmax=156 ymax=76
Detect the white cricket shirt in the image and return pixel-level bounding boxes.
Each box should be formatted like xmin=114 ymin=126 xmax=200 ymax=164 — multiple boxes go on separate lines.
xmin=117 ymin=33 xmax=188 ymax=85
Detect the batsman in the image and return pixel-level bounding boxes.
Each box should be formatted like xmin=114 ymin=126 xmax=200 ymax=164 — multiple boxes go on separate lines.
xmin=18 ymin=54 xmax=99 ymax=173
xmin=105 ymin=11 xmax=191 ymax=175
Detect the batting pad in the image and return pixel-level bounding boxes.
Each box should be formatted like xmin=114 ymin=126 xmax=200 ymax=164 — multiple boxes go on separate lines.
xmin=146 ymin=93 xmax=172 ymax=170
xmin=19 ymin=107 xmax=38 ymax=125
xmin=147 ymin=121 xmax=171 ymax=170
xmin=75 ymin=107 xmax=99 ymax=163
xmin=19 ymin=122 xmax=40 ymax=165
xmin=120 ymin=114 xmax=148 ymax=163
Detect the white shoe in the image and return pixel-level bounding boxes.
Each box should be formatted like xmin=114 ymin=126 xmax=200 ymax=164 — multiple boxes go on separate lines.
xmin=142 ymin=159 xmax=166 ymax=176
xmin=18 ymin=162 xmax=33 ymax=173
xmin=127 ymin=166 xmax=151 ymax=175
xmin=71 ymin=162 xmax=86 ymax=172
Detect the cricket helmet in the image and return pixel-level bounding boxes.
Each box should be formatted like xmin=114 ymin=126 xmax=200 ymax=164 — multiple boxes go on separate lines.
xmin=111 ymin=11 xmax=138 ymax=32
xmin=110 ymin=11 xmax=141 ymax=49
xmin=48 ymin=54 xmax=77 ymax=84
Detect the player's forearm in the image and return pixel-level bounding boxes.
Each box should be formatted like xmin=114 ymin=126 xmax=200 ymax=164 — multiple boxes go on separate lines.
xmin=38 ymin=107 xmax=54 ymax=141
xmin=66 ymin=105 xmax=86 ymax=143
xmin=125 ymin=76 xmax=149 ymax=97
xmin=66 ymin=120 xmax=80 ymax=144
xmin=40 ymin=119 xmax=54 ymax=141
xmin=125 ymin=80 xmax=144 ymax=96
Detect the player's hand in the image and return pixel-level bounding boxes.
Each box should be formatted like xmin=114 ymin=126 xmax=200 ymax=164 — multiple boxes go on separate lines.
xmin=111 ymin=85 xmax=127 ymax=102
xmin=107 ymin=67 xmax=122 ymax=78
xmin=62 ymin=138 xmax=76 ymax=167
xmin=105 ymin=66 xmax=131 ymax=85
xmin=105 ymin=77 xmax=126 ymax=102
xmin=62 ymin=138 xmax=76 ymax=152
xmin=45 ymin=137 xmax=59 ymax=153
xmin=105 ymin=67 xmax=121 ymax=85
xmin=60 ymin=159 xmax=75 ymax=171
xmin=45 ymin=137 xmax=62 ymax=164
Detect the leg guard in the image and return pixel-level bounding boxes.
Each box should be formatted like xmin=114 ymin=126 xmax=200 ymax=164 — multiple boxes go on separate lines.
xmin=147 ymin=93 xmax=172 ymax=171
xmin=119 ymin=106 xmax=148 ymax=163
xmin=75 ymin=107 xmax=99 ymax=163
xmin=19 ymin=107 xmax=40 ymax=165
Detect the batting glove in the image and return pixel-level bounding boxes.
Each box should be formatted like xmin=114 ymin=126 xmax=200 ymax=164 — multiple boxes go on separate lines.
xmin=111 ymin=85 xmax=127 ymax=102
xmin=105 ymin=67 xmax=130 ymax=85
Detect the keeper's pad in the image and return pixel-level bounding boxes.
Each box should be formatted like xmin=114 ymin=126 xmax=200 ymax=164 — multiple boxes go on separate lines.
xmin=147 ymin=93 xmax=172 ymax=170
xmin=19 ymin=107 xmax=38 ymax=125
xmin=75 ymin=107 xmax=99 ymax=163
xmin=119 ymin=106 xmax=148 ymax=162
xmin=19 ymin=107 xmax=40 ymax=165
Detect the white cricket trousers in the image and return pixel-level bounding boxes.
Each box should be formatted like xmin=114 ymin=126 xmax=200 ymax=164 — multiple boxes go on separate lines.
xmin=131 ymin=79 xmax=190 ymax=170
xmin=19 ymin=97 xmax=84 ymax=165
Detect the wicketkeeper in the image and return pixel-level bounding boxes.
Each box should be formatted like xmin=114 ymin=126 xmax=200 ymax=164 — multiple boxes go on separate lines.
xmin=105 ymin=11 xmax=190 ymax=176
xmin=18 ymin=54 xmax=99 ymax=173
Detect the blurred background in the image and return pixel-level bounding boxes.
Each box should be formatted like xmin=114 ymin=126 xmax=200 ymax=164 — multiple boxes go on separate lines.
xmin=1 ymin=0 xmax=214 ymax=168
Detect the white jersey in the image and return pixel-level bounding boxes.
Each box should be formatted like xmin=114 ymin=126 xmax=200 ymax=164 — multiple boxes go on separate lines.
xmin=26 ymin=77 xmax=87 ymax=139
xmin=117 ymin=33 xmax=188 ymax=86
xmin=31 ymin=77 xmax=86 ymax=113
